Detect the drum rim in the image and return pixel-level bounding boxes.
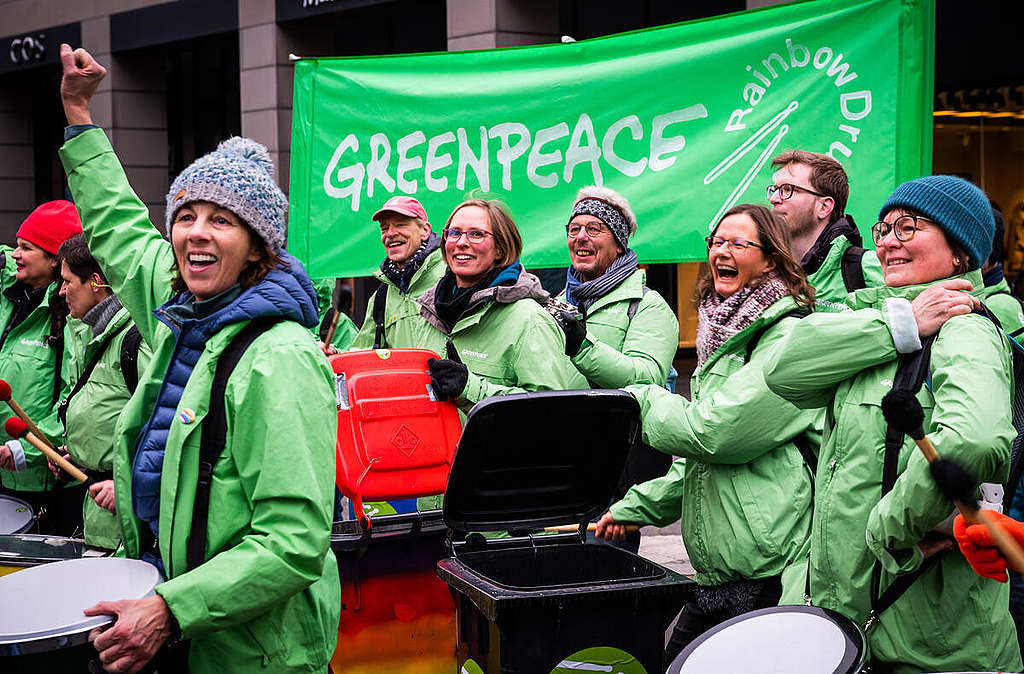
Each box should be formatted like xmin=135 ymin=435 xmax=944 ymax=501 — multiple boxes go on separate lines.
xmin=0 ymin=534 xmax=88 ymax=566
xmin=0 ymin=495 xmax=34 ymax=535
xmin=670 ymin=604 xmax=867 ymax=674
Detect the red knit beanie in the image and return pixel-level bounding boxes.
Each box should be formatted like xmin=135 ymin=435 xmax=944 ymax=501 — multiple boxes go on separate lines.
xmin=16 ymin=201 xmax=83 ymax=255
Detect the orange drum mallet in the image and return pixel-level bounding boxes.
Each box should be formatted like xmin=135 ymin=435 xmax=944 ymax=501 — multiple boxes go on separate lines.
xmin=0 ymin=378 xmax=57 ymax=450
xmin=881 ymin=389 xmax=1024 ymax=573
xmin=4 ymin=416 xmax=87 ymax=484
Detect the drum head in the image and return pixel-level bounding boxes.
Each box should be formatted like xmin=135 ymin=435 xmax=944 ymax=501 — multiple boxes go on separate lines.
xmin=0 ymin=557 xmax=162 ymax=655
xmin=0 ymin=496 xmax=33 ymax=535
xmin=669 ymin=605 xmax=866 ymax=674
xmin=0 ymin=535 xmax=87 ymax=567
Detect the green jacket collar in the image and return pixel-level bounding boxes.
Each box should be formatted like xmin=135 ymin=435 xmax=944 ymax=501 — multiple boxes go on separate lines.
xmin=699 ymin=294 xmax=804 ymax=374
xmin=846 ymin=269 xmax=985 ymax=310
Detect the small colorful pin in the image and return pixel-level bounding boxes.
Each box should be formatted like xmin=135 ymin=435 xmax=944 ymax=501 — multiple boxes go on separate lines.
xmin=179 ymin=408 xmax=196 ymax=424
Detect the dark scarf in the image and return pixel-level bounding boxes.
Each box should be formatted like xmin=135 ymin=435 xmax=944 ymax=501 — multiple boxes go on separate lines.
xmin=695 ymin=271 xmax=789 ymax=366
xmin=0 ymin=281 xmax=48 ymax=351
xmin=983 ymin=262 xmax=1005 ymax=288
xmin=434 ymin=263 xmax=522 ymax=332
xmin=799 ymin=215 xmax=861 ymax=275
xmin=564 ymin=249 xmax=639 ymax=313
xmin=380 ymin=232 xmax=441 ymax=293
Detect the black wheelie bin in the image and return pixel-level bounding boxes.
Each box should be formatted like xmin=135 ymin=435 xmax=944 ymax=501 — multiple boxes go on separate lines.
xmin=436 ymin=390 xmax=693 ymax=673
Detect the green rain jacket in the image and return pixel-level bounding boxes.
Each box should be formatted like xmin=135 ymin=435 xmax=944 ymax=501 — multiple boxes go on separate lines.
xmin=557 ymin=268 xmax=678 ymax=388
xmin=311 ymin=277 xmax=358 ymax=351
xmin=610 ymin=296 xmax=817 ymax=586
xmin=763 ymin=270 xmax=1022 ymax=673
xmin=980 ymin=278 xmax=1024 ymax=334
xmin=61 ymin=128 xmax=340 ymax=673
xmin=63 ymin=309 xmax=151 ymax=550
xmin=0 ymin=247 xmax=69 ymax=492
xmin=351 ymin=250 xmax=445 ymax=349
xmin=807 ymin=233 xmax=884 ymax=313
xmin=418 ymin=270 xmax=588 ymax=410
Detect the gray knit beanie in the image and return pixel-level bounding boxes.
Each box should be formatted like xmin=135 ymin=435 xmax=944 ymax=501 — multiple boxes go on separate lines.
xmin=165 ymin=137 xmax=287 ymax=253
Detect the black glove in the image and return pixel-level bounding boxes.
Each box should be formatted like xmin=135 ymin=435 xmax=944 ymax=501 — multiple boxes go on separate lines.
xmin=553 ymin=308 xmax=586 ymax=357
xmin=428 ymin=357 xmax=469 ymax=401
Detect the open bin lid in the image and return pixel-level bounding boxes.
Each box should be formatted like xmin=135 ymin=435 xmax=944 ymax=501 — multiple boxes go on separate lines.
xmin=442 ymin=390 xmax=640 ymax=534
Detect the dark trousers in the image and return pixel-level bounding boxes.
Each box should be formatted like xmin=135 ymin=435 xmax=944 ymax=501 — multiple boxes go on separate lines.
xmin=1 ymin=483 xmax=85 ymax=536
xmin=664 ymin=575 xmax=783 ymax=669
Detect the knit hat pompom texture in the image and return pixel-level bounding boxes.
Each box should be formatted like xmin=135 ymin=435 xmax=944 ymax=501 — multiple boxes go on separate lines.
xmin=879 ymin=175 xmax=994 ymax=269
xmin=571 ymin=185 xmax=637 ymax=250
xmin=166 ymin=137 xmax=287 ymax=253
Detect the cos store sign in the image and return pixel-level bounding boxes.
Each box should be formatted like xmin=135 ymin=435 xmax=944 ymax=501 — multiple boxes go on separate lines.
xmin=1 ymin=22 xmax=79 ymax=75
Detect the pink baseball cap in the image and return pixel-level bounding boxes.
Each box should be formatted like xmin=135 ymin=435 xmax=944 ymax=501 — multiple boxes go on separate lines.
xmin=372 ymin=196 xmax=429 ymax=226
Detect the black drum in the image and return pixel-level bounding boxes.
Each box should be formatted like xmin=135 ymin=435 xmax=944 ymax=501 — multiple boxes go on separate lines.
xmin=668 ymin=605 xmax=866 ymax=674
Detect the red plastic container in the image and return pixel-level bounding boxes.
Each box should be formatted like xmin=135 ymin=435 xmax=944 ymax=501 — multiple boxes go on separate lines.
xmin=330 ymin=348 xmax=462 ymax=522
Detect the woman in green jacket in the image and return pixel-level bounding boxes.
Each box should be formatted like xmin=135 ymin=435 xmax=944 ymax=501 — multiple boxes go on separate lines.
xmin=764 ymin=175 xmax=1022 ymax=673
xmin=60 ymin=45 xmax=339 ymax=674
xmin=420 ymin=198 xmax=587 ymax=410
xmin=56 ymin=233 xmax=151 ymax=551
xmin=595 ymin=204 xmax=819 ymax=663
xmin=0 ymin=200 xmax=82 ymax=535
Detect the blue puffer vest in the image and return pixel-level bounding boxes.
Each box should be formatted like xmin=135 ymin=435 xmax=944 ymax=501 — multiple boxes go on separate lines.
xmin=131 ymin=253 xmax=319 ymax=539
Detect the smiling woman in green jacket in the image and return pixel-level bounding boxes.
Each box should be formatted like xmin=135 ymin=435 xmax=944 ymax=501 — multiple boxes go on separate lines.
xmin=59 ymin=45 xmax=339 ymax=674
xmin=595 ymin=204 xmax=819 ymax=663
xmin=764 ymin=175 xmax=1022 ymax=673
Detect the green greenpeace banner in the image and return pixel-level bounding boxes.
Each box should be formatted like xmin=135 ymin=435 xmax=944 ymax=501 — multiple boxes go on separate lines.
xmin=289 ymin=0 xmax=934 ymax=278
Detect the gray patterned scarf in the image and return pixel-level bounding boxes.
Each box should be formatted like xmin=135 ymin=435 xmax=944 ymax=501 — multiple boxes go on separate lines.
xmin=564 ymin=249 xmax=639 ymax=313
xmin=696 ymin=271 xmax=789 ymax=366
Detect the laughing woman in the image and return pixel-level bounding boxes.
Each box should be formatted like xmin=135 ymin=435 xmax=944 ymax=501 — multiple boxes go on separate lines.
xmin=59 ymin=45 xmax=338 ymax=673
xmin=595 ymin=204 xmax=820 ymax=663
xmin=763 ymin=176 xmax=1022 ymax=673
xmin=419 ymin=199 xmax=587 ymax=409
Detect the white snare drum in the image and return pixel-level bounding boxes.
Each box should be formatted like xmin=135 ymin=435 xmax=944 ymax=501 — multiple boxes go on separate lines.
xmin=0 ymin=496 xmax=33 ymax=535
xmin=0 ymin=557 xmax=162 ymax=662
xmin=668 ymin=605 xmax=866 ymax=674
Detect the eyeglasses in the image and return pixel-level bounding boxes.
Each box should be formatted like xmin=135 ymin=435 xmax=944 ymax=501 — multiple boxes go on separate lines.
xmin=443 ymin=227 xmax=493 ymax=243
xmin=705 ymin=236 xmax=764 ymax=252
xmin=766 ymin=183 xmax=828 ymax=201
xmin=871 ymin=214 xmax=934 ymax=246
xmin=566 ymin=222 xmax=607 ymax=238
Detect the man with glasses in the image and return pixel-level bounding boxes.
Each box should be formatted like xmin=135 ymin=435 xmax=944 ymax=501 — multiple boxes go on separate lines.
xmin=553 ymin=185 xmax=678 ymax=552
xmin=768 ymin=150 xmax=882 ymax=310
xmin=349 ymin=196 xmax=444 ymax=350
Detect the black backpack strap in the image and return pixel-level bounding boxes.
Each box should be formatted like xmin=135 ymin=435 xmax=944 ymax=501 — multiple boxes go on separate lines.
xmin=626 ymin=286 xmax=649 ymax=323
xmin=119 ymin=325 xmax=143 ymax=394
xmin=744 ymin=309 xmax=809 ymax=364
xmin=841 ymin=245 xmax=867 ymax=293
xmin=57 ymin=324 xmax=130 ymax=428
xmin=51 ymin=336 xmax=64 ymax=407
xmin=186 ymin=317 xmax=281 ymax=571
xmin=371 ymin=283 xmax=388 ymax=349
xmin=868 ymin=336 xmax=936 ymax=627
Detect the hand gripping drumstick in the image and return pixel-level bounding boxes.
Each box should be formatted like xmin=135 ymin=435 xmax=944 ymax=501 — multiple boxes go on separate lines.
xmin=4 ymin=416 xmax=87 ymax=483
xmin=0 ymin=378 xmax=57 ymax=450
xmin=881 ymin=389 xmax=1024 ymax=573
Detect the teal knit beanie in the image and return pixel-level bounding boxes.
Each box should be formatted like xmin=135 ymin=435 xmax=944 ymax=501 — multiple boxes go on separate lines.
xmin=166 ymin=137 xmax=287 ymax=253
xmin=879 ymin=175 xmax=994 ymax=269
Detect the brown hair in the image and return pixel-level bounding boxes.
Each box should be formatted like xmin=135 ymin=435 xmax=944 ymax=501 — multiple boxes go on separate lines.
xmin=696 ymin=204 xmax=815 ymax=308
xmin=442 ymin=199 xmax=522 ymax=269
xmin=771 ymin=150 xmax=849 ymax=223
xmin=169 ymin=224 xmax=283 ymax=295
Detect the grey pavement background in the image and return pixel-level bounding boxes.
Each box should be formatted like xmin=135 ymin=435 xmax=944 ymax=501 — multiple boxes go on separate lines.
xmin=637 ymin=521 xmax=692 ymax=577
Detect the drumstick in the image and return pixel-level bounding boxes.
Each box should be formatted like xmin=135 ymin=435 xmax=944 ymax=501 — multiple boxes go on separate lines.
xmin=3 ymin=416 xmax=88 ymax=483
xmin=324 ymin=308 xmax=342 ymax=348
xmin=881 ymin=389 xmax=1024 ymax=571
xmin=0 ymin=378 xmax=57 ymax=450
xmin=544 ymin=523 xmax=641 ymax=533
